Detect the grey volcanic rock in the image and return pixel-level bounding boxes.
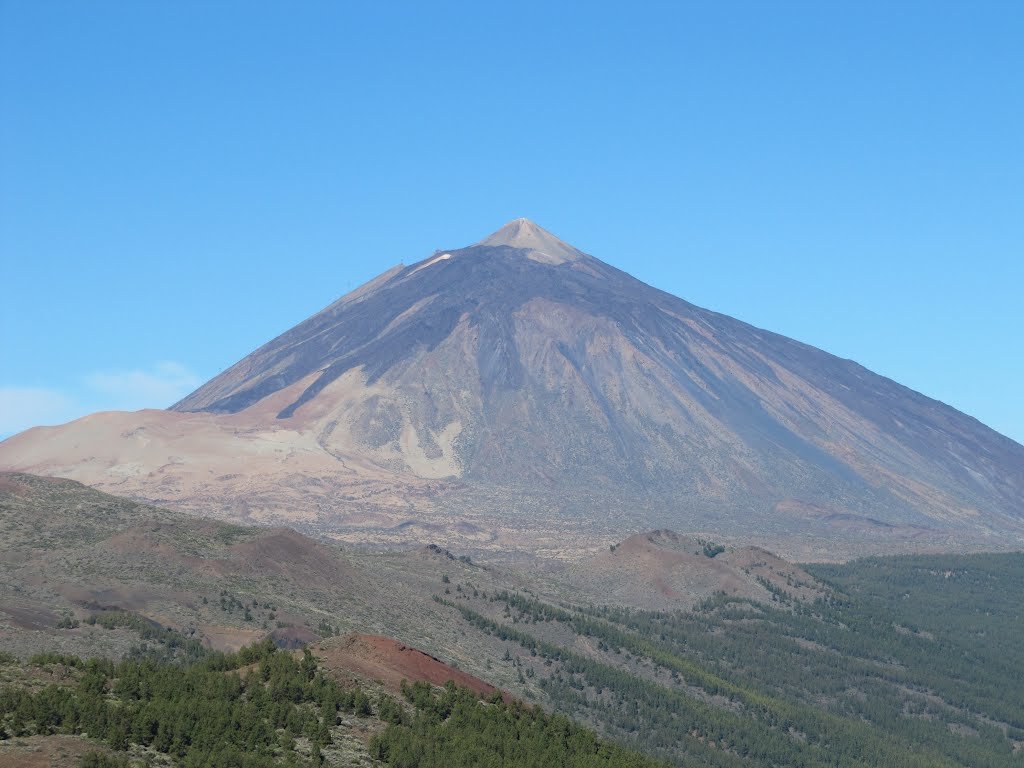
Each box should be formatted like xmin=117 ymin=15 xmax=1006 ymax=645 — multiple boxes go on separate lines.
xmin=171 ymin=219 xmax=1024 ymax=541
xmin=4 ymin=219 xmax=1023 ymax=554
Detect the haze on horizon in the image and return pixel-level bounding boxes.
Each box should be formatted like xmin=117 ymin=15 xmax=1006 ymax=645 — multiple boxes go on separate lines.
xmin=1 ymin=2 xmax=1022 ymax=444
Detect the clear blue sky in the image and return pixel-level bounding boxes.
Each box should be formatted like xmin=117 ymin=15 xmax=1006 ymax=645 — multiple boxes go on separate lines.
xmin=1 ymin=1 xmax=1022 ymax=443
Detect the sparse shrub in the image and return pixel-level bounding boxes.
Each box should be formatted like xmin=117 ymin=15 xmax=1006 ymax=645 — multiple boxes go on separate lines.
xmin=29 ymin=652 xmax=81 ymax=667
xmin=78 ymin=752 xmax=129 ymax=768
xmin=702 ymin=541 xmax=725 ymax=558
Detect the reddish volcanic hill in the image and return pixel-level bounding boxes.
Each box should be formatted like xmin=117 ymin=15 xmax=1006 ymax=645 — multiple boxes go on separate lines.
xmin=2 ymin=218 xmax=1023 ymax=557
xmin=316 ymin=633 xmax=500 ymax=699
xmin=565 ymin=530 xmax=830 ymax=609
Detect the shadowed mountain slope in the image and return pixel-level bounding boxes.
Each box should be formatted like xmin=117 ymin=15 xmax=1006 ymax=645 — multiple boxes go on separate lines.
xmin=2 ymin=219 xmax=1022 ymax=555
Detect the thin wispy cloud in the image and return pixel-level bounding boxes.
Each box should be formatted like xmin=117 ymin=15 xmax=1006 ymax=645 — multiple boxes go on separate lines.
xmin=84 ymin=362 xmax=201 ymax=412
xmin=0 ymin=387 xmax=79 ymax=436
xmin=0 ymin=362 xmax=201 ymax=438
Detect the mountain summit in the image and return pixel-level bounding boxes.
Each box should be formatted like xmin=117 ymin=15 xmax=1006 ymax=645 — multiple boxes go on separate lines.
xmin=3 ymin=220 xmax=1023 ymax=556
xmin=477 ymin=217 xmax=587 ymax=264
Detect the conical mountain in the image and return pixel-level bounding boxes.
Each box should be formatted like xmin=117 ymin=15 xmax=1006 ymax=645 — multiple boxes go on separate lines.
xmin=3 ymin=220 xmax=1023 ymax=556
xmin=477 ymin=217 xmax=587 ymax=263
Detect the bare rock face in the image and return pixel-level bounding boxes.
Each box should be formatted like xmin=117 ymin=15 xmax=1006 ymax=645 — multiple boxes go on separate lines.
xmin=2 ymin=219 xmax=1023 ymax=557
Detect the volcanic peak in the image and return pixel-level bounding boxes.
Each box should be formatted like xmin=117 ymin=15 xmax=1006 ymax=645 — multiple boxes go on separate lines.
xmin=477 ymin=217 xmax=585 ymax=265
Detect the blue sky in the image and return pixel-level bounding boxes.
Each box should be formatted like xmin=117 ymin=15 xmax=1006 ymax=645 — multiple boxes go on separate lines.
xmin=1 ymin=1 xmax=1022 ymax=443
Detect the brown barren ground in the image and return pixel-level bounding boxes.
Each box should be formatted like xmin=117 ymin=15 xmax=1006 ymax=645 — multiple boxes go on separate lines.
xmin=0 ymin=735 xmax=115 ymax=768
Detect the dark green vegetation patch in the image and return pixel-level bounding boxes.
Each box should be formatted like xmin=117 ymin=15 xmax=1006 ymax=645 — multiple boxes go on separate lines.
xmin=0 ymin=638 xmax=663 ymax=767
xmin=372 ymin=680 xmax=662 ymax=768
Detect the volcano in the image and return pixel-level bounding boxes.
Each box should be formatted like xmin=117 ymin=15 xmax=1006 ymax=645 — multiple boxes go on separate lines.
xmin=3 ymin=219 xmax=1022 ymax=557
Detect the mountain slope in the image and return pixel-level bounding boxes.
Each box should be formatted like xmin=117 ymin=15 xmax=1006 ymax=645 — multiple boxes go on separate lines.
xmin=2 ymin=219 xmax=1022 ymax=555
xmin=3 ymin=473 xmax=1023 ymax=767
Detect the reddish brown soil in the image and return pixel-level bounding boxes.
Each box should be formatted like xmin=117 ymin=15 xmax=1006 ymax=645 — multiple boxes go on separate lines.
xmin=595 ymin=530 xmax=829 ymax=606
xmin=317 ymin=633 xmax=501 ymax=698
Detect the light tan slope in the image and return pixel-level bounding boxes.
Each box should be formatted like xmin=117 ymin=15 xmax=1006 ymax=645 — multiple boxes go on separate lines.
xmin=0 ymin=381 xmax=439 ymax=529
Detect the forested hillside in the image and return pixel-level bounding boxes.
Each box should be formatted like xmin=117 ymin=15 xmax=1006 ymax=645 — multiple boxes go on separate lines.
xmin=434 ymin=552 xmax=1024 ymax=766
xmin=0 ymin=640 xmax=662 ymax=768
xmin=3 ymin=552 xmax=1021 ymax=767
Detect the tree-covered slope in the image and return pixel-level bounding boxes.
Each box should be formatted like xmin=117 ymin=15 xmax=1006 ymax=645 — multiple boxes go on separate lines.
xmin=433 ymin=553 xmax=1024 ymax=766
xmin=0 ymin=641 xmax=665 ymax=768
